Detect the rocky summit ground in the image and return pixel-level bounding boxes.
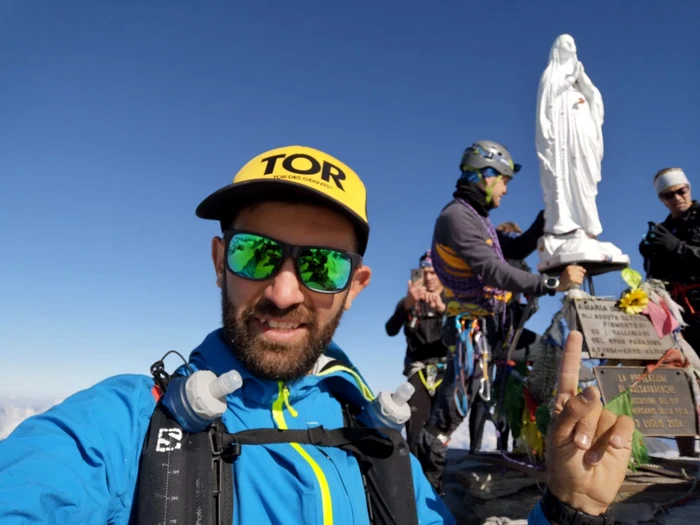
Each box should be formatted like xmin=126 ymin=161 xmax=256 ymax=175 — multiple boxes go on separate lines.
xmin=443 ymin=449 xmax=700 ymax=525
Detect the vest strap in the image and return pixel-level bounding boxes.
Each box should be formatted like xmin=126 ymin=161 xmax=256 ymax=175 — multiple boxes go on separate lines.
xmin=221 ymin=425 xmax=397 ymax=459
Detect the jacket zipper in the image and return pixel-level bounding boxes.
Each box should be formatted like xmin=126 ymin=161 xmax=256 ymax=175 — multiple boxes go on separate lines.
xmin=272 ymin=382 xmax=334 ymax=525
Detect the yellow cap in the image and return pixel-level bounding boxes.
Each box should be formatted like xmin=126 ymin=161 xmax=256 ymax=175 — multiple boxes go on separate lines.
xmin=196 ymin=145 xmax=369 ymax=254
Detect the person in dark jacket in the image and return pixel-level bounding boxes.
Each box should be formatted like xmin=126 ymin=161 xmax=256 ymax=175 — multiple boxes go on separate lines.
xmin=639 ymin=167 xmax=700 ymax=457
xmin=492 ymin=221 xmax=542 ymax=451
xmin=495 ymin=221 xmax=541 ymax=353
xmin=640 ymin=167 xmax=700 ymax=354
xmin=386 ymin=251 xmax=448 ymax=454
xmin=415 ymin=140 xmax=585 ymax=491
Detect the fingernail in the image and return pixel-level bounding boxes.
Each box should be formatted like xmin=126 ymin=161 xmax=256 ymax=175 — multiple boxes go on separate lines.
xmin=586 ymin=450 xmax=601 ymax=464
xmin=575 ymin=433 xmax=590 ymax=447
xmin=583 ymin=388 xmax=598 ymax=402
xmin=611 ymin=435 xmax=624 ymax=448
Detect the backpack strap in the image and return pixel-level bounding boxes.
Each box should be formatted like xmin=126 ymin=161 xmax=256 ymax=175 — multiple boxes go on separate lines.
xmin=222 ymin=425 xmax=394 ymax=453
xmin=134 ymin=402 xmax=234 ymax=525
xmin=343 ymin=413 xmax=420 ymax=525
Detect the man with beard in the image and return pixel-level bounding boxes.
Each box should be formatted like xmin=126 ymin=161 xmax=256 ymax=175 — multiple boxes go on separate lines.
xmin=0 ymin=145 xmax=636 ymax=525
xmin=416 ymin=140 xmax=586 ymax=493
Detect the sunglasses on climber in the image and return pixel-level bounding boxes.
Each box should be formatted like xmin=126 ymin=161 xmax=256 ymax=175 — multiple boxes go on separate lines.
xmin=660 ymin=185 xmax=689 ymax=201
xmin=223 ymin=229 xmax=363 ymax=294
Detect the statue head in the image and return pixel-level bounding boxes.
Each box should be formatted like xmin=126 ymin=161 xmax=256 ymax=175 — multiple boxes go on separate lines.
xmin=550 ymin=34 xmax=577 ymax=63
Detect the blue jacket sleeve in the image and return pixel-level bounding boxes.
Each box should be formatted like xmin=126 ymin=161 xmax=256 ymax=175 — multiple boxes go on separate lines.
xmin=0 ymin=374 xmax=156 ymax=524
xmin=528 ymin=500 xmax=552 ymax=524
xmin=410 ymin=455 xmax=456 ymax=524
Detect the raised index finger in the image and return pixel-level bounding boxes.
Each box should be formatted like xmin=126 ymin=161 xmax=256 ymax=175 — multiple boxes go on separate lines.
xmin=556 ymin=330 xmax=583 ymax=398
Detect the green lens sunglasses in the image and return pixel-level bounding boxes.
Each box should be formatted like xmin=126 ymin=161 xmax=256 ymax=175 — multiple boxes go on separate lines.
xmin=223 ymin=229 xmax=363 ymax=294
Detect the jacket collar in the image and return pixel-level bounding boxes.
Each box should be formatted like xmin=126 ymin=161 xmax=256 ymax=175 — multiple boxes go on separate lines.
xmin=180 ymin=329 xmax=373 ymax=408
xmin=666 ymin=200 xmax=699 ymax=224
xmin=453 ymin=180 xmax=491 ymax=217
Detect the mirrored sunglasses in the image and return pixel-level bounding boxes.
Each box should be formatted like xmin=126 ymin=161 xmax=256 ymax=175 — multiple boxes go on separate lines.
xmin=224 ymin=230 xmax=362 ymax=294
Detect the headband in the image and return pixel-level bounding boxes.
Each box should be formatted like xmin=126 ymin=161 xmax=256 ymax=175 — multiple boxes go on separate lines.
xmin=654 ymin=169 xmax=690 ymax=195
xmin=419 ymin=250 xmax=433 ymax=268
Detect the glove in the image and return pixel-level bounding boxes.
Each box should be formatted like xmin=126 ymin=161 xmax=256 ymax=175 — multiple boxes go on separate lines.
xmin=647 ymin=224 xmax=681 ymax=252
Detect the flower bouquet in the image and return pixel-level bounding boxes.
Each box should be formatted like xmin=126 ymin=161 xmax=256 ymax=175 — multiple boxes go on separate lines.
xmin=615 ymin=268 xmax=687 ymax=337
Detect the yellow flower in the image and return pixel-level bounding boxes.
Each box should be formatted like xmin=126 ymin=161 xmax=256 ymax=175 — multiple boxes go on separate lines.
xmin=618 ymin=289 xmax=649 ymax=315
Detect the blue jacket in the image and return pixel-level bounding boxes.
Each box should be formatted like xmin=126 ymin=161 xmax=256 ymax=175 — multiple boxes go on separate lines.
xmin=0 ymin=329 xmax=552 ymax=524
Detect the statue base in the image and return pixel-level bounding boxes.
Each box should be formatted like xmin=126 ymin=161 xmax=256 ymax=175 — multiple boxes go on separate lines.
xmin=537 ymin=253 xmax=630 ymax=276
xmin=536 ymin=229 xmax=630 ymax=276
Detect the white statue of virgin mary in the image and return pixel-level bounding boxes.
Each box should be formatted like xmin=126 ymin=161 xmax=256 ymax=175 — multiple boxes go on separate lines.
xmin=535 ymin=34 xmax=627 ymax=269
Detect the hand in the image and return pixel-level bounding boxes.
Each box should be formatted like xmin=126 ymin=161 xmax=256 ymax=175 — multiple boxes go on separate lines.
xmin=425 ymin=292 xmax=446 ymax=314
xmin=546 ymin=331 xmax=635 ymax=516
xmin=404 ymin=280 xmax=426 ymax=311
xmin=647 ymin=224 xmax=681 ymax=252
xmin=566 ymin=62 xmax=583 ymax=85
xmin=557 ymin=265 xmax=586 ymax=291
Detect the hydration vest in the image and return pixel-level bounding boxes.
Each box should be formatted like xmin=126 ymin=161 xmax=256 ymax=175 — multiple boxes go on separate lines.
xmin=133 ymin=358 xmax=419 ymax=525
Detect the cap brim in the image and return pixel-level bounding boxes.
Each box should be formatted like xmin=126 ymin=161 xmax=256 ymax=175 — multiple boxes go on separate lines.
xmin=196 ymin=180 xmax=369 ymax=255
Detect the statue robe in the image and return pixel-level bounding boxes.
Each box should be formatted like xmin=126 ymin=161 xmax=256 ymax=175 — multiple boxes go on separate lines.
xmin=535 ymin=48 xmax=604 ymax=238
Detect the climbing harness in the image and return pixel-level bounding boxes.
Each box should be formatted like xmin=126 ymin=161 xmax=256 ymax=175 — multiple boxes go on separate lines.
xmin=450 ymin=314 xmax=492 ymax=417
xmin=418 ymin=362 xmax=446 ymax=396
xmin=432 ymin=198 xmax=512 ymax=318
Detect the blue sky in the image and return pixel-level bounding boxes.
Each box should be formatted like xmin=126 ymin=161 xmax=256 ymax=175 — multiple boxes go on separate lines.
xmin=1 ymin=1 xmax=699 ymax=401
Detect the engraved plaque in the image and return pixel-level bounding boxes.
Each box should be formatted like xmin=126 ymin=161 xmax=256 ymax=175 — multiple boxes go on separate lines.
xmin=572 ymin=299 xmax=673 ymax=359
xmin=594 ymin=367 xmax=698 ymax=436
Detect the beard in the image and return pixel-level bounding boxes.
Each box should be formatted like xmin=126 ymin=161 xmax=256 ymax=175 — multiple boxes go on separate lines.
xmin=221 ymin=288 xmax=346 ymax=382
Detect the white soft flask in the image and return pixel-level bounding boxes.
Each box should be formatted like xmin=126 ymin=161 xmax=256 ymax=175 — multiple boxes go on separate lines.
xmin=359 ymin=382 xmax=415 ymax=431
xmin=162 ymin=369 xmax=243 ymax=433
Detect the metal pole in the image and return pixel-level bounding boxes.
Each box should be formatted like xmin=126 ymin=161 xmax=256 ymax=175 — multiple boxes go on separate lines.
xmin=587 ymin=274 xmax=595 ymax=296
xmin=505 ymin=295 xmax=538 ymax=363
